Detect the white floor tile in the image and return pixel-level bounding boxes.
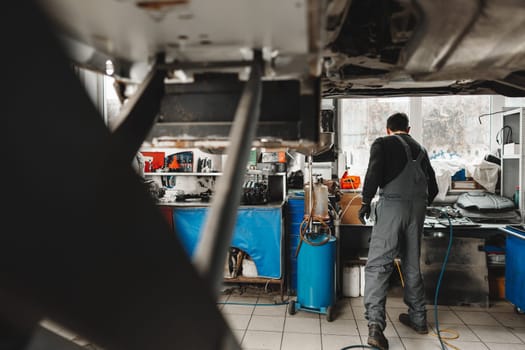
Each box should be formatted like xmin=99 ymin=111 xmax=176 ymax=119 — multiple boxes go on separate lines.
xmin=351 ymin=306 xmax=367 ymax=320
xmin=253 ymin=304 xmax=287 ymax=317
xmin=454 ymin=311 xmax=500 ymax=326
xmin=241 ymin=330 xmax=282 ymax=350
xmin=428 ymin=323 xmax=480 ymax=342
xmin=347 ymin=296 xmax=364 ymax=306
xmin=284 ymin=317 xmax=321 ymax=334
xmin=485 ymin=344 xmax=525 ymax=350
xmin=335 ymin=304 xmax=356 ymax=320
xmin=281 ymin=332 xmax=321 ymax=350
xmin=224 ymin=313 xmax=252 ymax=330
xmin=320 ymin=318 xmax=359 ymax=336
xmin=490 ymin=312 xmax=525 ymax=327
xmin=439 ymin=340 xmax=489 ymax=350
xmin=222 ymin=303 xmax=255 ymax=315
xmin=248 ymin=316 xmax=285 ymax=332
xmin=233 ymin=330 xmax=246 ymax=344
xmin=488 ymin=301 xmax=518 ymax=313
xmin=229 ymin=295 xmax=259 ymax=304
xmin=215 ymin=286 xmax=525 ymax=350
xmin=511 ymin=327 xmax=525 ymax=343
xmin=470 ymin=325 xmax=523 ymax=344
xmin=402 ymin=338 xmax=454 ymax=350
xmin=426 ymin=309 xmax=464 ymax=324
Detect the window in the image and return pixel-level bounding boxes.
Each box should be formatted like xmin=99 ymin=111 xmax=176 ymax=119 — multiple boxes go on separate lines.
xmin=339 ymin=95 xmax=492 ymax=182
xmin=421 ymin=95 xmax=490 ymax=160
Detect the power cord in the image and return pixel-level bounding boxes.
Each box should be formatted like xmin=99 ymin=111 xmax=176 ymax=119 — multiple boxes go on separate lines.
xmin=431 ymin=209 xmax=455 ymax=350
xmin=495 ymin=125 xmax=513 ymax=145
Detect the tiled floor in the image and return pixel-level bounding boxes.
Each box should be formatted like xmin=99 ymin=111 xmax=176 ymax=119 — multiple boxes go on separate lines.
xmin=218 ymin=286 xmax=525 ymax=350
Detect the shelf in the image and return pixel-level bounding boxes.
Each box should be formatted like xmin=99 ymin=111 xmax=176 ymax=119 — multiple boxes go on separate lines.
xmin=144 ymin=172 xmax=222 ymax=176
xmin=223 ymin=276 xmax=282 ymax=284
xmin=144 ymin=171 xmax=286 ymax=176
xmin=502 ymin=154 xmax=520 ymax=159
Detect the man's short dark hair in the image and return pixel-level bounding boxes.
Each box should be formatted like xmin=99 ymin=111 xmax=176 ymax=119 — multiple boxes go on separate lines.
xmin=386 ymin=112 xmax=410 ymax=131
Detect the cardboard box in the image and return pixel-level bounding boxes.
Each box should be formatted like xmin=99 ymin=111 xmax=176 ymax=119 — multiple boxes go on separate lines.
xmin=340 ymin=193 xmax=363 ymax=224
xmin=451 ymin=180 xmax=482 ymax=190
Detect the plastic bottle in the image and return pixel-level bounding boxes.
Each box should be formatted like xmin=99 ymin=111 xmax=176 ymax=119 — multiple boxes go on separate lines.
xmin=514 ymin=186 xmax=520 ymax=208
xmin=304 ymin=180 xmax=329 ymax=219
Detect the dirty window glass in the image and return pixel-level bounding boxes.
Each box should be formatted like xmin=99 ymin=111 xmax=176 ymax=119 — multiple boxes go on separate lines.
xmin=421 ymin=95 xmax=490 ymax=160
xmin=339 ymin=95 xmax=491 ymax=182
xmin=339 ymin=97 xmax=410 ymax=180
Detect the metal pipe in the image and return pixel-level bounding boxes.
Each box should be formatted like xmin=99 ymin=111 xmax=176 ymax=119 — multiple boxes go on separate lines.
xmin=308 ymin=155 xmax=313 ymax=232
xmin=110 ymin=53 xmax=166 ymax=162
xmin=193 ymin=51 xmax=263 ymax=295
xmin=159 ymin=60 xmax=252 ymax=71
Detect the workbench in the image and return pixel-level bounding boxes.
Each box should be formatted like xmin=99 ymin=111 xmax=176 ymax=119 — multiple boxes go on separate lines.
xmin=158 ymin=202 xmax=285 ymax=297
xmin=339 ymin=221 xmax=509 ymax=307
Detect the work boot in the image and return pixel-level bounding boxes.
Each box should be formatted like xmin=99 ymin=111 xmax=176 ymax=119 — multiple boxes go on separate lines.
xmin=399 ymin=313 xmax=428 ymax=334
xmin=367 ymin=324 xmax=389 ymax=350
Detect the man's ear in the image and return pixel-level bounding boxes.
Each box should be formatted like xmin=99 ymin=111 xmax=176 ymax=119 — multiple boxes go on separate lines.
xmin=406 ymin=126 xmax=411 ymax=133
xmin=386 ymin=128 xmax=392 ymax=135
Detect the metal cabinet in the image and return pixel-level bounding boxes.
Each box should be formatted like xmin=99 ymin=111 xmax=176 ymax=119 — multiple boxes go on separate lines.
xmin=499 ymin=225 xmax=525 ymax=312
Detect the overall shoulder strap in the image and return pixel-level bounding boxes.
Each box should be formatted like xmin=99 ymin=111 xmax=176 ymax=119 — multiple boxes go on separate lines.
xmin=393 ymin=134 xmax=413 ymax=160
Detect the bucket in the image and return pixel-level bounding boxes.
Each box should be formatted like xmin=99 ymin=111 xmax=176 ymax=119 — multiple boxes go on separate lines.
xmin=342 ymin=264 xmax=360 ymax=297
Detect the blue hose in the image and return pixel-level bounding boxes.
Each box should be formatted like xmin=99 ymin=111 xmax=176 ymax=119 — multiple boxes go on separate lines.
xmin=434 ymin=211 xmax=454 ymax=350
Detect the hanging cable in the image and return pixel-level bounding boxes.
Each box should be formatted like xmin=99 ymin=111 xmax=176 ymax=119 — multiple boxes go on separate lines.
xmin=478 ymin=109 xmax=507 ymax=124
xmin=495 ymin=125 xmax=513 ymax=145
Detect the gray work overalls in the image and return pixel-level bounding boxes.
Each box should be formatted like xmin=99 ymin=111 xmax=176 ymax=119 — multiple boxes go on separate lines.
xmin=364 ymin=134 xmax=428 ymax=331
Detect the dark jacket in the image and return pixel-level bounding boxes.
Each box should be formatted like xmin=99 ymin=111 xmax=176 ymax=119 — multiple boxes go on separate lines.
xmin=361 ymin=133 xmax=438 ymax=205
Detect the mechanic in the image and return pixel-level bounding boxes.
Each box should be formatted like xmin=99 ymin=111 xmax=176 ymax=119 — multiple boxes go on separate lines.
xmin=358 ymin=112 xmax=438 ymax=350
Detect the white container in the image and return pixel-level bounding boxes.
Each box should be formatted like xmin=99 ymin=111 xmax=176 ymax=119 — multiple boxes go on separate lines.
xmin=342 ymin=265 xmax=360 ymax=297
xmin=360 ymin=265 xmax=365 ymax=296
xmin=304 ymin=182 xmax=329 ymax=219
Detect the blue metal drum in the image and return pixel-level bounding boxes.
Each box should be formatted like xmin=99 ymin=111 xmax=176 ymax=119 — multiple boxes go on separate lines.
xmin=297 ymin=235 xmax=336 ymax=310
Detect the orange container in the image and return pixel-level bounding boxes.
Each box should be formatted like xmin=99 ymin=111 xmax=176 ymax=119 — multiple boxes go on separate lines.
xmin=340 ymin=171 xmax=361 ymax=189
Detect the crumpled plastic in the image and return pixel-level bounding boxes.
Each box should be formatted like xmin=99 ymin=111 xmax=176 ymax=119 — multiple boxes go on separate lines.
xmin=430 ymin=158 xmax=464 ymax=202
xmin=430 ymin=158 xmax=500 ymax=202
xmin=466 ymin=160 xmax=500 ymax=194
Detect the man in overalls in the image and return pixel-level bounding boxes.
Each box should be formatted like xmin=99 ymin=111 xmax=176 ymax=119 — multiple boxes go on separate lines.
xmin=358 ymin=112 xmax=438 ymax=350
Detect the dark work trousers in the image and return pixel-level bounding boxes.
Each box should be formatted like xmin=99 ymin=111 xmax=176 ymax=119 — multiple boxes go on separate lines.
xmin=364 ymin=135 xmax=429 ymax=331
